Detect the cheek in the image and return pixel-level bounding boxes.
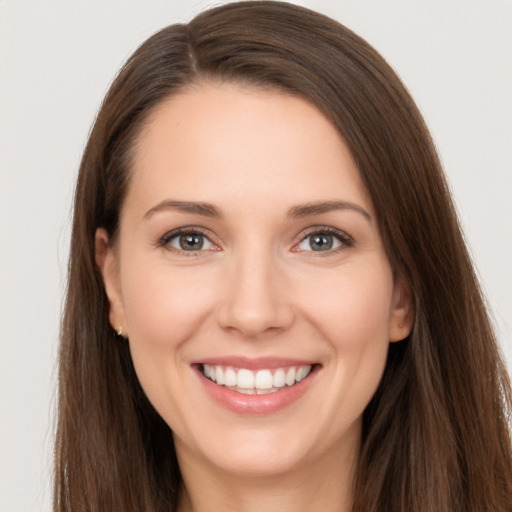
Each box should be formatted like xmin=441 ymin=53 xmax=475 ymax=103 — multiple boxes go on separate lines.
xmin=300 ymin=265 xmax=393 ymax=435
xmin=303 ymin=261 xmax=393 ymax=402
xmin=123 ymin=261 xmax=215 ymax=344
xmin=120 ymin=262 xmax=220 ymax=427
xmin=302 ymin=261 xmax=395 ymax=349
xmin=120 ymin=261 xmax=217 ymax=395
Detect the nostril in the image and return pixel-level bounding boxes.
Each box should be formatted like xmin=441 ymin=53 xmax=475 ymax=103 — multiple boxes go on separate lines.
xmin=216 ymin=303 xmax=295 ymax=338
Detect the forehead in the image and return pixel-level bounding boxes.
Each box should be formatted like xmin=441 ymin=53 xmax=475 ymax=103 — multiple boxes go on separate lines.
xmin=126 ymin=83 xmax=373 ymax=216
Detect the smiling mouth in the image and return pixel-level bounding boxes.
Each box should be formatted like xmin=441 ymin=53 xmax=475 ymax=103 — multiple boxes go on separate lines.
xmin=200 ymin=364 xmax=314 ymax=395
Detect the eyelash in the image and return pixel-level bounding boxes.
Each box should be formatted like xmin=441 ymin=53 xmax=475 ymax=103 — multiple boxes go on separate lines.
xmin=293 ymin=226 xmax=353 ymax=256
xmin=157 ymin=226 xmax=353 ymax=256
xmin=157 ymin=227 xmax=218 ymax=256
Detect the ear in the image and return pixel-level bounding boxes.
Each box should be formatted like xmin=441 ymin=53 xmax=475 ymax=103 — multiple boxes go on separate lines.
xmin=95 ymin=228 xmax=127 ymax=337
xmin=388 ymin=274 xmax=414 ymax=342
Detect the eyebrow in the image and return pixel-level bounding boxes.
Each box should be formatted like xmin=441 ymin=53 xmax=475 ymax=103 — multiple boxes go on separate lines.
xmin=287 ymin=200 xmax=372 ymax=222
xmin=143 ymin=199 xmax=371 ymax=222
xmin=143 ymin=200 xmax=223 ymax=219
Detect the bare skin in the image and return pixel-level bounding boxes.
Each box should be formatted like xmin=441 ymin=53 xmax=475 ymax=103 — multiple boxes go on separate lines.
xmin=96 ymin=83 xmax=413 ymax=512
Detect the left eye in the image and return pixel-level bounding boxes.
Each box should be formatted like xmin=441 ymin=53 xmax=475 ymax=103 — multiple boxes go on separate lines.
xmin=167 ymin=232 xmax=214 ymax=252
xmin=297 ymin=232 xmax=344 ymax=252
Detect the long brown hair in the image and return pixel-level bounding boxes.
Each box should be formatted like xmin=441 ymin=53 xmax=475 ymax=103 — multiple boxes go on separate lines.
xmin=55 ymin=2 xmax=512 ymax=511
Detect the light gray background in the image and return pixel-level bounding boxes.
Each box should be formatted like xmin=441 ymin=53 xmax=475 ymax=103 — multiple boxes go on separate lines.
xmin=1 ymin=1 xmax=510 ymax=510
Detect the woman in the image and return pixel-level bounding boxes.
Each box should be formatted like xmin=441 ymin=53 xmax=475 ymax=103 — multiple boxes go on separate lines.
xmin=54 ymin=1 xmax=512 ymax=511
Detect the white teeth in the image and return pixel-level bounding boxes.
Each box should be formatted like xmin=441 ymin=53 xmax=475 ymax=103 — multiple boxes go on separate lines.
xmin=204 ymin=364 xmax=214 ymax=380
xmin=215 ymin=366 xmax=224 ymax=385
xmin=238 ymin=388 xmax=256 ymax=395
xmin=273 ymin=368 xmax=286 ymax=388
xmin=202 ymin=364 xmax=313 ymax=394
xmin=237 ymin=369 xmax=255 ymax=389
xmin=285 ymin=367 xmax=296 ymax=386
xmin=255 ymin=369 xmax=273 ymax=389
xmin=296 ymin=365 xmax=312 ymax=382
xmin=224 ymin=367 xmax=237 ymax=387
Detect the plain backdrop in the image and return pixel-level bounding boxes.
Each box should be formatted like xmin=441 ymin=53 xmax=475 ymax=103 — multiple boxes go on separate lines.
xmin=1 ymin=1 xmax=510 ymax=510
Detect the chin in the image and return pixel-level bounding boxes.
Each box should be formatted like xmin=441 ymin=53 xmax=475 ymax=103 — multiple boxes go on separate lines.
xmin=189 ymin=434 xmax=309 ymax=478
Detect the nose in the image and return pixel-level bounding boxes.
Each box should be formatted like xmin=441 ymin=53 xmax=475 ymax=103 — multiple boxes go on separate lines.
xmin=216 ymin=249 xmax=295 ymax=339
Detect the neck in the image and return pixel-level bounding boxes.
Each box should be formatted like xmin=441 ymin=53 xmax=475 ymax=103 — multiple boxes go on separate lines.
xmin=176 ymin=435 xmax=358 ymax=512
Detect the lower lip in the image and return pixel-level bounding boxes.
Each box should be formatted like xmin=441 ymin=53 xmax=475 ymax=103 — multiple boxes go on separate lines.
xmin=195 ymin=366 xmax=317 ymax=415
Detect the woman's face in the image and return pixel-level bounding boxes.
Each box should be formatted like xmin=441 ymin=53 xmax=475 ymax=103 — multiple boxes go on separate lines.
xmin=98 ymin=83 xmax=412 ymax=478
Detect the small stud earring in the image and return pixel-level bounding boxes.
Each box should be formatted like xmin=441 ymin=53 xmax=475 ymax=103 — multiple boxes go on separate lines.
xmin=116 ymin=326 xmax=123 ymax=337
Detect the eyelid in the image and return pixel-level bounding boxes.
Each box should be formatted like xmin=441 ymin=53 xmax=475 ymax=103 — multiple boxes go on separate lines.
xmin=156 ymin=224 xmax=352 ymax=255
xmin=157 ymin=226 xmax=221 ymax=254
xmin=291 ymin=225 xmax=353 ymax=254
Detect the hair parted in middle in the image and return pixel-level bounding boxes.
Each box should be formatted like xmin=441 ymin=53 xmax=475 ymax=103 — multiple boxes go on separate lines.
xmin=55 ymin=2 xmax=512 ymax=512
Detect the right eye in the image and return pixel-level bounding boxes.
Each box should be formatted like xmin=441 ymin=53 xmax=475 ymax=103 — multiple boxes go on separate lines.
xmin=160 ymin=229 xmax=216 ymax=253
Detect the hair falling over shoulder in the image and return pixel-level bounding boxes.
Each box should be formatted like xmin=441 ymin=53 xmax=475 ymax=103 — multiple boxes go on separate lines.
xmin=54 ymin=2 xmax=512 ymax=511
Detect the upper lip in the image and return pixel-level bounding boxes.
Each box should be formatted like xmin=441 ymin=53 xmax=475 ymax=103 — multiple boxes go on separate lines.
xmin=193 ymin=356 xmax=318 ymax=370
